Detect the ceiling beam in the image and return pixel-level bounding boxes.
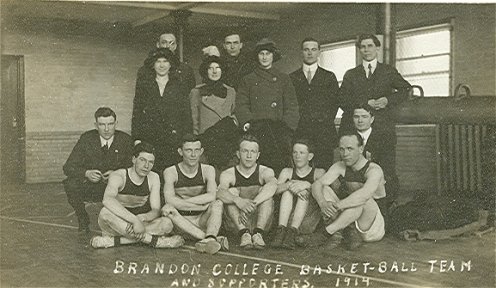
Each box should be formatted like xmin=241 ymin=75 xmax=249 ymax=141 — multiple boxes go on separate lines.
xmin=91 ymin=1 xmax=280 ymax=21
xmin=132 ymin=11 xmax=171 ymax=28
xmin=190 ymin=7 xmax=280 ymax=20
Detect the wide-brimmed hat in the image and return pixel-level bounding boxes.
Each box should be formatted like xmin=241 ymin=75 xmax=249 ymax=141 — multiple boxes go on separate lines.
xmin=254 ymin=38 xmax=282 ymax=62
xmin=145 ymin=48 xmax=179 ymax=70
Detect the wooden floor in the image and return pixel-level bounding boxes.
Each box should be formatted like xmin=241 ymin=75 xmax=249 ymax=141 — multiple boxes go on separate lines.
xmin=0 ymin=183 xmax=494 ymax=288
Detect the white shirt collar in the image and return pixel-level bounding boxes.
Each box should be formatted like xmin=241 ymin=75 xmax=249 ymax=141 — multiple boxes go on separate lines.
xmin=362 ymin=58 xmax=378 ymax=72
xmin=303 ymin=62 xmax=318 ymax=73
xmin=358 ymin=127 xmax=372 ymax=146
xmin=100 ymin=136 xmax=114 ymax=147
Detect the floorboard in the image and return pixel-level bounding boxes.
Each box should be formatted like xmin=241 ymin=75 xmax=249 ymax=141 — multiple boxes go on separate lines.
xmin=1 ymin=183 xmax=494 ymax=287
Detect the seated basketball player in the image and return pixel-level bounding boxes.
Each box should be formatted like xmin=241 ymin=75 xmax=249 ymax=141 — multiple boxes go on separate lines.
xmin=217 ymin=134 xmax=278 ymax=249
xmin=162 ymin=134 xmax=228 ymax=254
xmin=90 ymin=142 xmax=184 ymax=249
xmin=311 ymin=132 xmax=386 ymax=250
xmin=272 ymin=139 xmax=326 ymax=249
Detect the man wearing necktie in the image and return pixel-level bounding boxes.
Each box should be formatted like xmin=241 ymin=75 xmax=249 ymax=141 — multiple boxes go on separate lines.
xmin=63 ymin=107 xmax=133 ymax=232
xmin=339 ymin=34 xmax=411 ymax=137
xmin=338 ymin=34 xmax=411 ymax=190
xmin=290 ymin=37 xmax=340 ymax=169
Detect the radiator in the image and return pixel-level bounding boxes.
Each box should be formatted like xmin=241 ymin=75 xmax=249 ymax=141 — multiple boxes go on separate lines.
xmin=436 ymin=124 xmax=487 ymax=193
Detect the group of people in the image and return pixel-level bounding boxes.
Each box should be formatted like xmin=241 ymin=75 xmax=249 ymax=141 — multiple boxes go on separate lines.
xmin=63 ymin=31 xmax=412 ymax=253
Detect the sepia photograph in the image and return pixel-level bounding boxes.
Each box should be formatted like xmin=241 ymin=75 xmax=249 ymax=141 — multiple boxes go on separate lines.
xmin=0 ymin=1 xmax=494 ymax=287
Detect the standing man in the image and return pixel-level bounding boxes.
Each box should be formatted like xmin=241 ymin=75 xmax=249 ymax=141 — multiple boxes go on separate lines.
xmin=235 ymin=38 xmax=300 ymax=132
xmin=311 ymin=132 xmax=386 ymax=250
xmin=162 ymin=134 xmax=227 ymax=254
xmin=217 ymin=134 xmax=278 ymax=249
xmin=63 ymin=107 xmax=133 ymax=232
xmin=290 ymin=37 xmax=340 ymax=169
xmin=339 ymin=34 xmax=411 ymax=148
xmin=221 ymin=32 xmax=256 ymax=90
xmin=202 ymin=32 xmax=255 ymax=91
xmin=90 ymin=142 xmax=185 ymax=249
xmin=136 ymin=32 xmax=196 ymax=95
xmin=352 ymin=104 xmax=399 ymax=213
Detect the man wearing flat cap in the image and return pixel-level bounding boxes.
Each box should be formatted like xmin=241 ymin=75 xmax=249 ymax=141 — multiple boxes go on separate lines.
xmin=235 ymin=38 xmax=300 ymax=132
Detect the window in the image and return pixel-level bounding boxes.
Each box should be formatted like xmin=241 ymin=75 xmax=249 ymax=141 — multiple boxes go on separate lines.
xmin=320 ymin=40 xmax=357 ymax=118
xmin=320 ymin=40 xmax=356 ymax=86
xmin=396 ymin=24 xmax=452 ymax=97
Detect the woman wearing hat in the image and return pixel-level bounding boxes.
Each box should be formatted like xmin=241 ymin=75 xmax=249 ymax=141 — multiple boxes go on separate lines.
xmin=189 ymin=56 xmax=236 ymax=135
xmin=132 ymin=47 xmax=192 ymax=173
xmin=235 ymin=38 xmax=300 ymax=132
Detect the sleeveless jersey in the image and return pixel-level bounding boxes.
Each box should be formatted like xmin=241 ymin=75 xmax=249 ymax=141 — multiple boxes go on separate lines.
xmin=175 ymin=164 xmax=206 ymax=216
xmin=234 ymin=164 xmax=262 ymax=187
xmin=343 ymin=161 xmax=385 ymax=199
xmin=291 ymin=167 xmax=315 ymax=183
xmin=120 ymin=168 xmax=151 ymax=215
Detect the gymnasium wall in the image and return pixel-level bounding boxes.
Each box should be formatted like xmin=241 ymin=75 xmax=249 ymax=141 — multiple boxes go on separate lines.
xmin=1 ymin=4 xmax=494 ymax=185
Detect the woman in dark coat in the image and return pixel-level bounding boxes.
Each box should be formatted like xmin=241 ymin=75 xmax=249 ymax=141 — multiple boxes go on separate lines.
xmin=132 ymin=48 xmax=192 ymax=173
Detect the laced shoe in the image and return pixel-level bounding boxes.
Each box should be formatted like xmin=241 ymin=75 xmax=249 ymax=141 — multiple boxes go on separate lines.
xmin=195 ymin=238 xmax=221 ymax=254
xmin=252 ymin=233 xmax=266 ymax=250
xmin=216 ymin=236 xmax=230 ymax=251
xmin=90 ymin=236 xmax=115 ymax=248
xmin=343 ymin=225 xmax=362 ymax=250
xmin=155 ymin=235 xmax=185 ymax=248
xmin=270 ymin=225 xmax=286 ymax=248
xmin=296 ymin=230 xmax=342 ymax=249
xmin=239 ymin=232 xmax=253 ymax=249
xmin=282 ymin=227 xmax=297 ymax=250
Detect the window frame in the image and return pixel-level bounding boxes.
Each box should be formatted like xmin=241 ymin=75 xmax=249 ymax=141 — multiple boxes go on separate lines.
xmin=395 ymin=22 xmax=454 ymax=97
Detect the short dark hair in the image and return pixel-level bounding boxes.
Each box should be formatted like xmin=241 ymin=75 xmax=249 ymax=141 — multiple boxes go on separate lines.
xmin=340 ymin=132 xmax=364 ymax=147
xmin=293 ymin=138 xmax=314 ymax=154
xmin=301 ymin=37 xmax=320 ymax=50
xmin=94 ymin=107 xmax=116 ymax=121
xmin=133 ymin=141 xmax=155 ymax=157
xmin=238 ymin=134 xmax=260 ymax=150
xmin=180 ymin=133 xmax=201 ymax=148
xmin=353 ymin=103 xmax=375 ymax=117
xmin=224 ymin=32 xmax=242 ymax=42
xmin=356 ymin=34 xmax=381 ymax=48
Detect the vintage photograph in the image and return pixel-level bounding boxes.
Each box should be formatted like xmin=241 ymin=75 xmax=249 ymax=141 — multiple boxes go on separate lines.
xmin=0 ymin=1 xmax=495 ymax=287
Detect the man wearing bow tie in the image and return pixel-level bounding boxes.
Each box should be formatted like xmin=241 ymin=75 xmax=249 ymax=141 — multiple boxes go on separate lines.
xmin=63 ymin=107 xmax=133 ymax=233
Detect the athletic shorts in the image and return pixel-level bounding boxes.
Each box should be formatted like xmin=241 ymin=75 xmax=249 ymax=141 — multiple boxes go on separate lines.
xmin=355 ymin=208 xmax=385 ymax=242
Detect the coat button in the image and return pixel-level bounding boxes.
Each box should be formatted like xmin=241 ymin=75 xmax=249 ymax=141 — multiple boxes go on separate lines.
xmin=271 ymin=102 xmax=277 ymax=108
xmin=273 ymin=77 xmax=277 ymax=82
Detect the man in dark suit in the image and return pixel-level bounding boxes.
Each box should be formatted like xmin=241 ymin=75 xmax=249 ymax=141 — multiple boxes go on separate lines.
xmin=352 ymin=104 xmax=399 ymax=214
xmin=339 ymin=34 xmax=411 ymax=140
xmin=290 ymin=37 xmax=340 ymax=169
xmin=63 ymin=107 xmax=133 ymax=232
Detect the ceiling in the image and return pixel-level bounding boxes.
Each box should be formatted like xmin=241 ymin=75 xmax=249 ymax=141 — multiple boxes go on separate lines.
xmin=1 ymin=1 xmax=310 ymax=33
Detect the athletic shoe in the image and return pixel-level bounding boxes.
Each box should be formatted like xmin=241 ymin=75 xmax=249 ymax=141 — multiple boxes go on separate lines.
xmin=270 ymin=225 xmax=286 ymax=248
xmin=252 ymin=233 xmax=266 ymax=250
xmin=343 ymin=225 xmax=362 ymax=250
xmin=155 ymin=235 xmax=185 ymax=248
xmin=296 ymin=230 xmax=342 ymax=249
xmin=239 ymin=232 xmax=253 ymax=249
xmin=195 ymin=238 xmax=221 ymax=254
xmin=282 ymin=227 xmax=297 ymax=250
xmin=216 ymin=236 xmax=229 ymax=251
xmin=90 ymin=236 xmax=114 ymax=248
